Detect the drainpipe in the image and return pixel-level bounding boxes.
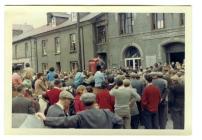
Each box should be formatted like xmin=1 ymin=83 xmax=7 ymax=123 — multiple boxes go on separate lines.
xmin=34 ymin=38 xmax=39 ymax=73
xmin=77 ymin=12 xmax=82 ymax=70
xmin=29 ymin=39 xmax=33 ymax=68
xmin=81 ymin=27 xmax=85 ymax=70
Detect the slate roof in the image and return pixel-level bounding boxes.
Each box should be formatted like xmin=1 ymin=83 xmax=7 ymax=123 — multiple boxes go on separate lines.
xmin=13 ymin=13 xmax=101 ymax=43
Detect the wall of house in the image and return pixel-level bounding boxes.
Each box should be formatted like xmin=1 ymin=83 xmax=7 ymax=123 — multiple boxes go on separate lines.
xmin=35 ymin=22 xmax=95 ymax=73
xmin=12 ymin=38 xmax=37 ymax=71
xmin=107 ymin=13 xmax=185 ymax=68
xmin=12 ymin=13 xmax=185 ymax=72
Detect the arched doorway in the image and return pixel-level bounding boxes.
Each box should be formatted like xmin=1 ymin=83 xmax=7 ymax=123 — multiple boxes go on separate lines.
xmin=123 ymin=46 xmax=141 ymax=70
xmin=163 ymin=42 xmax=185 ymax=64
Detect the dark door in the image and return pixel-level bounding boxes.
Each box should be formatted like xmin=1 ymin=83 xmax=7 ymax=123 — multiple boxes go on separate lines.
xmin=170 ymin=52 xmax=185 ymax=64
xmin=56 ymin=62 xmax=61 ymax=73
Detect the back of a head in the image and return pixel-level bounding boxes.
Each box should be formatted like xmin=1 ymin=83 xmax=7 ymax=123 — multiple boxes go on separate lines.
xmin=76 ymin=85 xmax=86 ymax=95
xmin=96 ymin=64 xmax=101 ymax=71
xmin=86 ymin=86 xmax=93 ymax=92
xmin=16 ymin=85 xmax=25 ymax=94
xmin=123 ymin=79 xmax=131 ymax=87
xmin=37 ymin=73 xmax=43 ymax=79
xmin=49 ymin=67 xmax=55 ymax=72
xmin=54 ymin=79 xmax=61 ymax=86
xmin=54 ymin=74 xmax=59 ymax=79
xmin=101 ymin=81 xmax=107 ymax=89
xmin=107 ymin=76 xmax=114 ymax=84
xmin=145 ymin=75 xmax=153 ymax=83
xmin=59 ymin=90 xmax=74 ymax=100
xmin=116 ymin=79 xmax=123 ymax=87
xmin=25 ymin=63 xmax=30 ymax=68
xmin=80 ymin=92 xmax=96 ymax=107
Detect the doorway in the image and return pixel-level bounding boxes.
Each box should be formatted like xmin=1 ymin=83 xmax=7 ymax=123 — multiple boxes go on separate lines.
xmin=123 ymin=46 xmax=141 ymax=70
xmin=125 ymin=58 xmax=141 ymax=70
xmin=56 ymin=62 xmax=61 ymax=73
xmin=164 ymin=42 xmax=185 ymax=64
xmin=169 ymin=52 xmax=184 ymax=64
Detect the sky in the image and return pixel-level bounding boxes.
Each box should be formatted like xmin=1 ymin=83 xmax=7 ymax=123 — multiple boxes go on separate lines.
xmin=12 ymin=12 xmax=47 ymax=28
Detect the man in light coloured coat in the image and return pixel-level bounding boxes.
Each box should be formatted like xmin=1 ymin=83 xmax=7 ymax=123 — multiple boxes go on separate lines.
xmin=110 ymin=79 xmax=140 ymax=129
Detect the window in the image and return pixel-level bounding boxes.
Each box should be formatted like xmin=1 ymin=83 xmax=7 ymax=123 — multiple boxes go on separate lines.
xmin=42 ymin=63 xmax=48 ymax=74
xmin=70 ymin=34 xmax=76 ymax=52
xmin=71 ymin=13 xmax=77 ymax=21
xmin=51 ymin=17 xmax=56 ymax=26
xmin=151 ymin=13 xmax=165 ymax=30
xmin=70 ymin=61 xmax=78 ymax=71
xmin=42 ymin=40 xmax=47 ymax=56
xmin=96 ymin=25 xmax=106 ymax=44
xmin=119 ymin=13 xmax=134 ymax=34
xmin=14 ymin=45 xmax=17 ymax=59
xmin=55 ymin=37 xmax=61 ymax=54
xmin=179 ymin=13 xmax=185 ymax=26
xmin=25 ymin=42 xmax=28 ymax=58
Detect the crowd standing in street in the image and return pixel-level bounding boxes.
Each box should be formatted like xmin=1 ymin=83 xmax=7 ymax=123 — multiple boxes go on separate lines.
xmin=12 ymin=61 xmax=185 ymax=129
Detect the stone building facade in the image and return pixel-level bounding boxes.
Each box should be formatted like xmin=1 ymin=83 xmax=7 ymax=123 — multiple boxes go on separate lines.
xmin=12 ymin=12 xmax=185 ymax=73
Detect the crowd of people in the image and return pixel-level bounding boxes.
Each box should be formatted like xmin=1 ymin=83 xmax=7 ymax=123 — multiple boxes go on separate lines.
xmin=12 ymin=61 xmax=185 ymax=129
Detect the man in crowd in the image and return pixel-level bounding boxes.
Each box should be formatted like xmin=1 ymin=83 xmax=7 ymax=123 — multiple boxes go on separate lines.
xmin=130 ymin=73 xmax=145 ymax=126
xmin=36 ymin=93 xmax=123 ymax=128
xmin=152 ymin=72 xmax=168 ymax=129
xmin=12 ymin=65 xmax=22 ymax=93
xmin=12 ymin=85 xmax=35 ymax=114
xmin=34 ymin=73 xmax=48 ymax=96
xmin=141 ymin=75 xmax=161 ymax=129
xmin=169 ymin=75 xmax=185 ymax=129
xmin=110 ymin=79 xmax=140 ymax=129
xmin=47 ymin=67 xmax=56 ymax=82
xmin=73 ymin=69 xmax=86 ymax=88
xmin=46 ymin=90 xmax=74 ymax=118
xmin=43 ymin=79 xmax=62 ymax=106
xmin=123 ymin=79 xmax=141 ymax=129
xmin=22 ymin=63 xmax=34 ymax=81
xmin=94 ymin=65 xmax=105 ymax=88
xmin=96 ymin=82 xmax=115 ymax=112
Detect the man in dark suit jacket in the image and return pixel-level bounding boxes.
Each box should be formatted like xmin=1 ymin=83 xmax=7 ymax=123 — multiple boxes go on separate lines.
xmin=12 ymin=85 xmax=35 ymax=114
xmin=37 ymin=93 xmax=123 ymax=128
xmin=46 ymin=90 xmax=74 ymax=118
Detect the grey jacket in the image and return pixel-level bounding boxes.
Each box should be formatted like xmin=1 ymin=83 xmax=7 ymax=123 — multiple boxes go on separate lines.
xmin=44 ymin=108 xmax=123 ymax=128
xmin=12 ymin=96 xmax=35 ymax=114
xmin=46 ymin=104 xmax=66 ymax=117
xmin=131 ymin=79 xmax=145 ymax=96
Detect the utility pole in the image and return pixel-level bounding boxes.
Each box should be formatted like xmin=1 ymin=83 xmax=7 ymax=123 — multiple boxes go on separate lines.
xmin=77 ymin=12 xmax=82 ymax=71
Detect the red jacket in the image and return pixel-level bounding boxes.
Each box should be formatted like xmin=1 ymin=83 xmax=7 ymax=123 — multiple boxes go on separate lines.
xmin=44 ymin=88 xmax=61 ymax=105
xmin=96 ymin=89 xmax=115 ymax=112
xmin=74 ymin=94 xmax=85 ymax=113
xmin=141 ymin=84 xmax=161 ymax=112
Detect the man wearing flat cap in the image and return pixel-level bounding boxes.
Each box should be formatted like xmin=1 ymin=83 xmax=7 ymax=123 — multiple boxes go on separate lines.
xmin=152 ymin=71 xmax=168 ymax=129
xmin=45 ymin=90 xmax=74 ymax=119
xmin=36 ymin=92 xmax=123 ymax=128
xmin=168 ymin=75 xmax=185 ymax=129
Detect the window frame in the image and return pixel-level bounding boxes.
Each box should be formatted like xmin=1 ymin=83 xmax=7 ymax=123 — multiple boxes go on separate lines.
xmin=179 ymin=13 xmax=185 ymax=26
xmin=96 ymin=25 xmax=107 ymax=44
xmin=42 ymin=40 xmax=47 ymax=56
xmin=119 ymin=13 xmax=134 ymax=35
xmin=151 ymin=13 xmax=165 ymax=30
xmin=70 ymin=61 xmax=78 ymax=72
xmin=55 ymin=37 xmax=61 ymax=55
xmin=69 ymin=33 xmax=77 ymax=53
